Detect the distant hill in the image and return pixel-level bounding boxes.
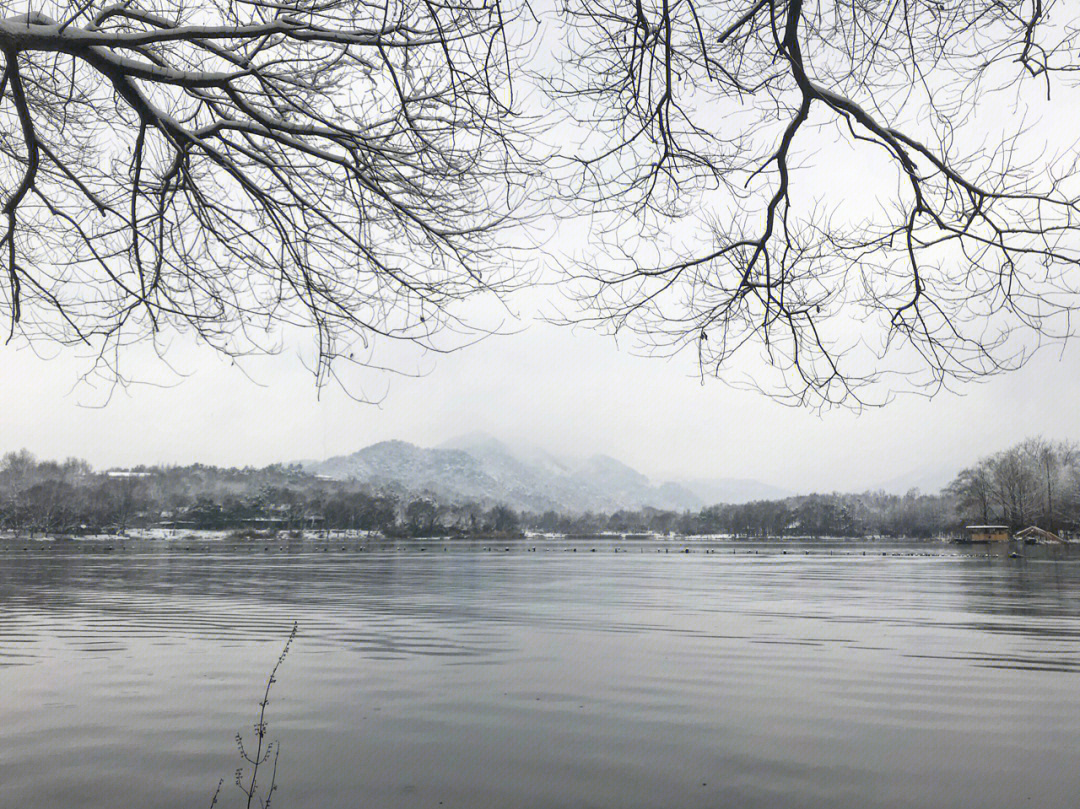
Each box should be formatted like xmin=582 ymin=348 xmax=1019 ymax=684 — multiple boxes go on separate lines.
xmin=677 ymin=478 xmax=796 ymax=505
xmin=869 ymin=464 xmax=958 ymax=496
xmin=307 ymin=435 xmax=703 ymax=514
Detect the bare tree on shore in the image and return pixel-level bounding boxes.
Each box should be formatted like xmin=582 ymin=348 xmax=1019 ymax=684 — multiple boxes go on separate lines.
xmin=949 ymin=437 xmax=1080 ymax=529
xmin=0 ymin=0 xmax=534 ymax=387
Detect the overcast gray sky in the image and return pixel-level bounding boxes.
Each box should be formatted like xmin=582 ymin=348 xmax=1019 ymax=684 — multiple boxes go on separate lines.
xmin=2 ymin=307 xmax=1078 ymax=493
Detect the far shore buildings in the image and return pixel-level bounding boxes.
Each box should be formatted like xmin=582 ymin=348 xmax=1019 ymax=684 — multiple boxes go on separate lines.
xmin=964 ymin=525 xmax=1067 ymax=543
xmin=965 ymin=525 xmax=1011 ymax=542
xmin=1014 ymin=526 xmax=1064 ymax=544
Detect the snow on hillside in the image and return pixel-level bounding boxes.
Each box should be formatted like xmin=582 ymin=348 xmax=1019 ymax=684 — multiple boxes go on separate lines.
xmin=308 ymin=436 xmax=703 ymax=513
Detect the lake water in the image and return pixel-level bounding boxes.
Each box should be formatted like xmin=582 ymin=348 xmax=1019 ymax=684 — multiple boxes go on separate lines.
xmin=2 ymin=537 xmax=1079 ymax=809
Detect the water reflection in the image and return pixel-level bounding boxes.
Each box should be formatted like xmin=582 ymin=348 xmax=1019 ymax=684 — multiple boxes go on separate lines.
xmin=1 ymin=538 xmax=1079 ymax=809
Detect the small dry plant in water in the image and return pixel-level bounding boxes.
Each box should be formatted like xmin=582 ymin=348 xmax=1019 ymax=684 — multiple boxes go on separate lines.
xmin=210 ymin=622 xmax=299 ymax=809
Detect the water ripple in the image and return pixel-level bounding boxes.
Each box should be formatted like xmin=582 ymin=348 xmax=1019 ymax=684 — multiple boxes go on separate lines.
xmin=1 ymin=537 xmax=1079 ymax=809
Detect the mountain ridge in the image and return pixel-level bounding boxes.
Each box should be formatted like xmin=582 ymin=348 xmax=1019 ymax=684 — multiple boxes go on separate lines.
xmin=307 ymin=435 xmax=708 ymax=513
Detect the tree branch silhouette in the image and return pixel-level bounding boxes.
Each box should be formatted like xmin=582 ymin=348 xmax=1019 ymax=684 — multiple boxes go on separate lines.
xmin=551 ymin=0 xmax=1080 ymax=406
xmin=0 ymin=1 xmax=534 ymax=390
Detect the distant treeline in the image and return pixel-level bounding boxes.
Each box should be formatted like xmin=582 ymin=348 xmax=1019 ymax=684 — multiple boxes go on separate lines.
xmin=0 ymin=451 xmax=520 ymax=537
xmin=1 ymin=436 xmax=1078 ymax=538
xmin=531 ymin=489 xmax=953 ymax=538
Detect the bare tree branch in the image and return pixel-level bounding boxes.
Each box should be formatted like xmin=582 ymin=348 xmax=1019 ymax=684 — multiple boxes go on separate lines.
xmin=550 ymin=0 xmax=1080 ymax=406
xmin=0 ymin=0 xmax=536 ymax=390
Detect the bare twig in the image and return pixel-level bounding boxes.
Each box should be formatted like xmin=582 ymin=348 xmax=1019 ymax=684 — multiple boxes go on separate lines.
xmin=233 ymin=621 xmax=299 ymax=809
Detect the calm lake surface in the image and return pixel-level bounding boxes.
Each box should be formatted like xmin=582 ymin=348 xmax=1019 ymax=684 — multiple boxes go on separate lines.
xmin=2 ymin=537 xmax=1079 ymax=809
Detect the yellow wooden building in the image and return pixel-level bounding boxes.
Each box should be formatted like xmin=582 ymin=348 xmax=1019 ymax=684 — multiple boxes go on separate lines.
xmin=965 ymin=525 xmax=1011 ymax=542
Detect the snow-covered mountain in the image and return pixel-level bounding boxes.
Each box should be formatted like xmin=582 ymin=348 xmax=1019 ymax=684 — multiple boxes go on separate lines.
xmin=307 ymin=435 xmax=703 ymax=513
